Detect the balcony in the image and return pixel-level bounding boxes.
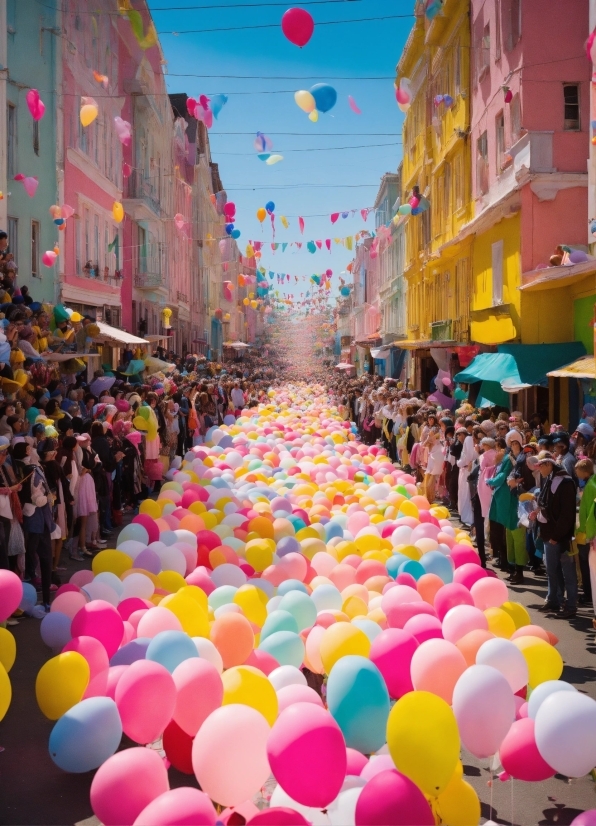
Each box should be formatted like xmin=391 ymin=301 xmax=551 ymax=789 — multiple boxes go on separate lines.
xmin=134 ymin=271 xmax=166 ymax=290
xmin=78 ymin=263 xmax=123 ymax=288
xmin=124 ymin=169 xmax=162 ymax=220
xmin=431 ymin=320 xmax=453 ymax=341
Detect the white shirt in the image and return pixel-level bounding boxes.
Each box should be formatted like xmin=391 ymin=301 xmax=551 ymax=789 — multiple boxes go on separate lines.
xmin=231 ymin=388 xmax=245 ymax=408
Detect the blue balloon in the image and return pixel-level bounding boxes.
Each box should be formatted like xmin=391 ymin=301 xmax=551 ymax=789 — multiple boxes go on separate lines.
xmin=324 ymin=521 xmax=344 ymax=542
xmin=49 ymin=697 xmax=122 ymax=773
xmin=231 ymin=229 xmax=241 ymax=239
xmin=398 ymin=559 xmax=426 ymax=581
xmin=310 ymin=83 xmax=337 ymax=113
xmin=110 ymin=637 xmax=151 ymax=666
xmin=117 ymin=523 xmax=149 ymax=546
xmin=386 ymin=553 xmax=411 ymax=579
xmin=352 ymin=618 xmax=383 ymax=643
xmin=411 ymin=206 xmax=422 ymax=216
xmin=265 ymin=201 xmax=275 ymax=213
xmin=146 ymin=630 xmax=198 ymax=673
xmin=260 ymin=609 xmax=299 ymax=641
xmin=40 ymin=611 xmax=72 ymax=649
xmin=327 ymin=655 xmax=390 ymax=753
xmin=277 ymin=579 xmax=310 ymax=597
xmin=258 ymin=630 xmax=305 ymax=668
xmin=278 ymin=590 xmax=317 ymax=630
xmin=311 ymin=584 xmax=342 ymax=613
xmin=249 ymin=578 xmax=275 ymax=598
xmin=420 ymin=550 xmax=454 ymax=583
xmin=225 ymin=223 xmax=234 ymax=236
xmin=19 ymin=581 xmax=37 ymax=613
xmin=223 ymin=414 xmax=236 ymax=425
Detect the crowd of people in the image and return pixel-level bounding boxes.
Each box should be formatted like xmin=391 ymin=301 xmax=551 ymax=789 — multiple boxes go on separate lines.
xmin=330 ymin=372 xmax=596 ymax=626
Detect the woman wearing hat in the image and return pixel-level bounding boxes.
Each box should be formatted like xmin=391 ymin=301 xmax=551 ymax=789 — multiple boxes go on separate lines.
xmin=73 ymin=433 xmax=101 ymax=557
xmin=38 ymin=437 xmax=74 ymax=574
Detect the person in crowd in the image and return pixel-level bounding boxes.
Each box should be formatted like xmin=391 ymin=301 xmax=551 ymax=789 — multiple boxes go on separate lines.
xmin=74 ymin=433 xmax=102 ymax=557
xmin=552 ymin=432 xmax=578 ymax=481
xmin=574 ymin=457 xmax=596 ymax=617
xmin=457 ymin=425 xmax=475 ymax=527
xmin=38 ymin=437 xmax=74 ymax=575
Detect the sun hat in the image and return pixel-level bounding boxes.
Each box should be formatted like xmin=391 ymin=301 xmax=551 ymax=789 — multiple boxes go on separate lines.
xmin=536 ymin=450 xmax=557 ymax=466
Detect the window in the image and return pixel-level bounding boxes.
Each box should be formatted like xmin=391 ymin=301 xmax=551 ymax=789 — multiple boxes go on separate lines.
xmin=7 ymin=218 xmax=17 ymax=265
xmin=7 ymin=104 xmax=16 ymax=179
xmin=454 ymin=153 xmax=464 ymax=209
xmin=496 ymin=111 xmax=505 ymax=170
xmin=508 ymin=0 xmax=521 ymax=50
xmin=492 ymin=240 xmax=504 ymax=305
xmin=454 ymin=41 xmax=461 ymax=95
xmin=476 ymin=131 xmax=489 ymax=195
xmin=510 ymin=94 xmax=522 ymax=143
xmin=444 ymin=163 xmax=451 ymax=219
xmin=94 ymin=215 xmax=100 ymax=266
xmin=138 ymin=225 xmax=147 ymax=273
xmin=481 ymin=24 xmax=491 ymax=75
xmin=31 ymin=221 xmax=40 ymax=278
xmin=33 ymin=120 xmax=39 ymax=156
xmin=495 ymin=0 xmax=502 ymax=59
xmin=84 ymin=207 xmax=90 ymax=264
xmin=76 ymin=217 xmax=81 ymax=274
xmin=563 ymin=84 xmax=580 ymax=131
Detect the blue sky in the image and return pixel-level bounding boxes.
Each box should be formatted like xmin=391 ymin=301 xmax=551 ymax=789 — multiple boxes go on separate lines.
xmin=148 ymin=0 xmax=415 ymax=302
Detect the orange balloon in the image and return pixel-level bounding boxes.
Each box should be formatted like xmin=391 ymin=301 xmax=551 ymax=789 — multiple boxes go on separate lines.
xmin=456 ymin=629 xmax=495 ymax=667
xmin=209 ymin=545 xmax=239 ymax=568
xmin=179 ymin=514 xmax=205 ymax=533
xmin=248 ymin=516 xmax=275 ymax=539
xmin=210 ymin=612 xmax=255 ymax=669
xmin=416 ymin=573 xmax=445 ymax=605
xmin=510 ymin=625 xmax=551 ymax=644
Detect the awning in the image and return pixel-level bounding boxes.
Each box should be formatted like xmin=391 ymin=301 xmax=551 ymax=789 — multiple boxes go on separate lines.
xmin=224 ymin=341 xmax=250 ymax=349
xmin=547 ymin=355 xmax=596 ymax=380
xmin=520 ymin=259 xmax=596 ymax=292
xmin=144 ymin=334 xmax=171 ymax=343
xmin=95 ymin=322 xmax=150 ymax=348
xmin=454 ymin=342 xmax=587 ymax=404
xmin=394 ymin=339 xmax=460 ymax=350
xmin=43 ymin=352 xmax=101 ymax=362
xmin=371 ymin=346 xmax=392 ymax=359
xmin=335 ymin=362 xmax=355 ymax=370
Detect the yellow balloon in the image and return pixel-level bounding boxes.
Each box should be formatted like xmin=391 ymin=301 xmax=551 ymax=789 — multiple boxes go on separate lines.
xmin=435 ymin=776 xmax=481 ymax=826
xmin=387 ymin=691 xmax=460 ymax=797
xmin=245 ymin=543 xmax=273 ymax=574
xmin=234 ymin=585 xmax=268 ymax=627
xmin=0 ymin=662 xmax=10 ymax=723
xmin=139 ymin=499 xmax=162 ymax=518
xmin=294 ymin=90 xmax=316 ymax=113
xmin=222 ymin=665 xmax=278 ymax=725
xmin=0 ymin=627 xmax=16 ymax=673
xmin=484 ymin=607 xmax=516 ymax=638
xmin=178 ymin=585 xmax=209 ymax=613
xmin=157 ymin=570 xmax=187 ymax=593
xmin=113 ymin=201 xmax=124 ymax=223
xmin=92 ymin=549 xmax=132 ymax=577
xmin=308 ymin=109 xmax=319 ymax=123
xmin=513 ymin=636 xmax=563 ymax=688
xmin=35 ymin=652 xmax=90 ymax=720
xmin=342 ymin=595 xmax=368 ymax=619
xmin=160 ymin=593 xmax=210 ymax=637
xmin=500 ymin=600 xmax=531 ymax=629
xmin=256 ymin=207 xmax=267 ymax=223
xmin=80 ymin=103 xmax=98 ymax=126
xmin=320 ymin=623 xmax=370 ymax=674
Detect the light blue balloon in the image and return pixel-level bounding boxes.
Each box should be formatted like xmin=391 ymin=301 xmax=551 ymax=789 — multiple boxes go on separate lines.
xmin=49 ymin=697 xmax=122 ymax=773
xmin=117 ymin=522 xmax=149 ymax=546
xmin=19 ymin=581 xmax=37 ymax=613
xmin=159 ymin=530 xmax=179 ymax=546
xmin=398 ymin=559 xmax=425 ymax=581
xmin=352 ymin=618 xmax=383 ymax=643
xmin=224 ymin=414 xmax=236 ymax=425
xmin=277 ymin=579 xmax=309 ymax=596
xmin=94 ymin=572 xmax=124 ymax=597
xmin=324 ymin=521 xmax=344 ymax=542
xmin=260 ymin=609 xmax=299 ymax=641
xmin=110 ymin=638 xmax=151 ymax=666
xmin=420 ymin=550 xmax=453 ymax=583
xmin=311 ymin=584 xmax=343 ymax=613
xmin=310 ymin=83 xmax=337 ymax=113
xmin=218 ymin=435 xmax=234 ymax=449
xmin=278 ymin=590 xmax=317 ymax=630
xmin=386 ymin=553 xmax=410 ymax=579
xmin=146 ymin=630 xmax=198 ymax=673
xmin=276 ymin=536 xmax=299 ymax=557
xmin=40 ymin=611 xmax=72 ymax=649
xmin=327 ymin=655 xmax=390 ymax=753
xmin=249 ymin=578 xmax=275 ymax=599
xmin=258 ymin=630 xmax=305 ymax=668
xmin=208 ymin=584 xmax=238 ymax=610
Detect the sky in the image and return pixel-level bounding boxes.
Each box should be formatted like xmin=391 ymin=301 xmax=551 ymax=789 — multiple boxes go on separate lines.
xmin=148 ymin=0 xmax=416 ymax=304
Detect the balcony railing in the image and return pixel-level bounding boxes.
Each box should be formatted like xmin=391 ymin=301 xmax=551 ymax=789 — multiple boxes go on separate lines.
xmin=77 ymin=263 xmax=123 ymax=287
xmin=127 ymin=169 xmax=161 ymax=216
xmin=431 ymin=320 xmax=453 ymax=341
xmin=134 ymin=271 xmax=165 ymax=289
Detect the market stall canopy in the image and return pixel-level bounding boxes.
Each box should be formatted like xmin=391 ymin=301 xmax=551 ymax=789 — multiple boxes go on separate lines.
xmin=224 ymin=341 xmax=250 ymax=349
xmin=94 ymin=322 xmax=150 ymax=348
xmin=370 ymin=346 xmax=392 ymax=359
xmin=335 ymin=362 xmax=355 ymax=370
xmin=454 ymin=342 xmax=586 ymax=407
xmin=546 ymin=355 xmax=596 ymax=380
xmin=143 ymin=334 xmax=171 ymax=343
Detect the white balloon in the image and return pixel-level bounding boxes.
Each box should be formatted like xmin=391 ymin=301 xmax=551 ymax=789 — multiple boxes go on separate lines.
xmin=81 ymin=580 xmax=119 ymax=606
xmin=452 ymin=665 xmax=515 ymax=759
xmin=269 ymin=665 xmax=307 ymax=691
xmin=116 ymin=539 xmax=146 ymax=559
xmin=269 ymin=784 xmax=331 ymax=826
xmin=192 ymin=637 xmax=224 ymax=674
xmin=528 ymin=680 xmax=577 ymax=719
xmin=214 ymin=603 xmax=242 ymax=619
xmin=210 ymin=563 xmax=247 ymax=588
xmin=94 ymin=571 xmax=124 ymax=597
xmin=476 ymin=638 xmax=529 ymax=693
xmin=158 ymin=546 xmax=187 ymax=576
xmin=327 ymin=779 xmax=366 ymax=826
xmin=120 ymin=572 xmax=155 ymax=600
xmin=535 ymin=691 xmax=596 ymax=777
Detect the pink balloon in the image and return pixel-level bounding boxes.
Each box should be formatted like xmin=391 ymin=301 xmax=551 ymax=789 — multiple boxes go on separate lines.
xmin=277 ymin=552 xmax=308 ymax=582
xmin=118 ymin=597 xmax=150 ymax=621
xmin=21 ymin=176 xmax=39 ymax=198
xmin=133 ymin=787 xmax=218 ymax=826
xmin=381 ymin=584 xmax=422 ymax=614
xmin=402 ymin=613 xmax=443 ymax=644
xmin=132 ymin=514 xmax=160 ymax=544
xmin=0 ymin=569 xmax=23 ymax=622
xmin=70 ymin=569 xmax=94 ymax=588
xmin=54 ymin=583 xmax=80 ymax=597
xmin=137 ymin=607 xmax=183 ymax=638
xmin=115 ymin=660 xmax=176 ymax=744
xmin=442 ymin=605 xmax=489 ymax=644
xmin=51 ymin=590 xmax=88 ymax=620
xmin=450 ymin=544 xmax=481 ymax=568
xmin=114 ymin=116 xmax=132 ymax=146
xmin=105 ymin=665 xmax=128 ymax=700
xmin=71 ymin=600 xmax=124 ymax=658
xmin=369 ymin=628 xmax=419 ymax=699
xmin=192 ymin=705 xmax=271 ymax=807
xmin=355 ymin=769 xmax=434 ymax=826
xmin=276 ymin=683 xmax=324 ymax=713
xmin=267 ymin=703 xmax=347 ymax=808
xmin=242 ymin=648 xmax=280 ymax=675
xmin=385 ymin=601 xmax=436 ymax=629
xmin=471 ymin=576 xmax=509 ymax=610
xmin=395 ymin=573 xmax=418 ymax=589
xmin=499 ymin=717 xmax=555 ymax=781
xmin=346 ymin=747 xmax=369 ymax=776
xmin=433 ymin=583 xmax=474 ymax=621
xmin=90 ymin=747 xmax=169 ymax=826
xmin=186 ymin=567 xmax=216 ymax=595
xmin=172 ymin=658 xmax=223 ymax=736
xmin=452 ymin=664 xmax=515 ymax=759
xmin=510 ymin=624 xmax=551 ymax=643
xmin=26 ymin=89 xmax=45 ymax=120
xmin=410 ymin=638 xmax=467 ymax=704
xmin=360 ymin=754 xmax=395 ymax=781
xmin=570 ymin=812 xmax=596 ymax=826
xmin=453 ymin=562 xmax=487 ymax=590
xmin=63 ymin=635 xmax=109 ymax=698
xmin=247 ymin=810 xmax=310 ymax=826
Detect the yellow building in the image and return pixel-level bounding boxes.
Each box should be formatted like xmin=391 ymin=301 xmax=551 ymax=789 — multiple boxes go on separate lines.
xmin=398 ymin=0 xmax=474 ymax=388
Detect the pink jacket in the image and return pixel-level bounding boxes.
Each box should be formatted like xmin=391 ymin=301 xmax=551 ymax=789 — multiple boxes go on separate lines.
xmin=478 ymin=449 xmax=498 ymax=517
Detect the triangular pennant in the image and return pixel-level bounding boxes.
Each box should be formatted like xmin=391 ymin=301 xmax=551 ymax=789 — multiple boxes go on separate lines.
xmin=330 ymin=213 xmax=340 ymax=224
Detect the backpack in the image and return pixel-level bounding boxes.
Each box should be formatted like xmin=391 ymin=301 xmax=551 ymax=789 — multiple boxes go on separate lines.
xmin=406 ymin=426 xmax=415 ymax=453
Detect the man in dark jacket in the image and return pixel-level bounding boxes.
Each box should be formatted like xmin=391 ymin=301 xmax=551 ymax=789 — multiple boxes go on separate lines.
xmin=534 ymin=451 xmax=578 ymax=618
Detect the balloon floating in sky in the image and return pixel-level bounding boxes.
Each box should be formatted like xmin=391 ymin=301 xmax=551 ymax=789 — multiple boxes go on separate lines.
xmin=348 ymin=95 xmax=362 ymax=115
xmin=93 ymin=71 xmax=109 ymax=88
xmin=80 ymin=97 xmax=99 ymax=127
xmin=42 ymin=250 xmax=58 ymax=267
xmin=257 ymin=208 xmax=267 ymax=223
xmin=112 ymin=202 xmax=124 ymax=223
xmin=254 ymin=132 xmax=273 ymax=153
xmin=259 ymin=155 xmax=284 ymax=165
xmin=114 ymin=117 xmax=132 ymax=147
xmin=26 ymin=89 xmax=45 ymax=121
xmin=395 ymin=77 xmax=412 ymax=113
xmin=281 ymin=8 xmax=315 ymax=48
xmin=310 ymin=84 xmax=337 ymax=114
xmin=14 ymin=174 xmax=38 ymax=198
xmin=266 ymin=201 xmax=276 ymax=215
xmin=294 ymin=90 xmax=316 ymax=114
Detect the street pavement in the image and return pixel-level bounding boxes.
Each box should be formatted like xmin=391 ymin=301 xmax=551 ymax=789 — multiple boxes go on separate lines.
xmin=1 ymin=547 xmax=595 ymax=825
